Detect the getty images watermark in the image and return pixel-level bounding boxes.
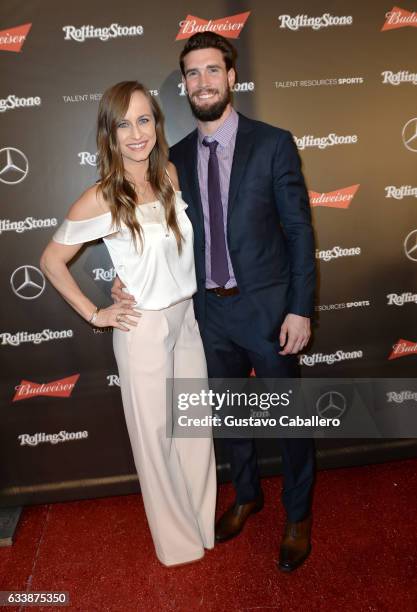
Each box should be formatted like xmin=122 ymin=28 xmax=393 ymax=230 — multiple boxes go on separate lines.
xmin=166 ymin=378 xmax=417 ymax=439
xmin=175 ymin=388 xmax=340 ymax=429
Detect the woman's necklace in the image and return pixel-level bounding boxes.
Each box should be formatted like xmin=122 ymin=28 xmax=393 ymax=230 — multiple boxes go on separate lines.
xmin=135 ymin=180 xmax=149 ymax=201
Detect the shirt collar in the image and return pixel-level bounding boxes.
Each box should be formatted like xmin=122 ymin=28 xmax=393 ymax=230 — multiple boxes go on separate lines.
xmin=198 ymin=107 xmax=239 ymax=148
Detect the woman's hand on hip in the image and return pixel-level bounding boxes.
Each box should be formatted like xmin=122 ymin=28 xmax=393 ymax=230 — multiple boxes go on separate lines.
xmin=95 ymin=302 xmax=142 ymax=331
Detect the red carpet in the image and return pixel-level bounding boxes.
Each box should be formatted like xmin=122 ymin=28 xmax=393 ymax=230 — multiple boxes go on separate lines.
xmin=1 ymin=458 xmax=417 ymax=612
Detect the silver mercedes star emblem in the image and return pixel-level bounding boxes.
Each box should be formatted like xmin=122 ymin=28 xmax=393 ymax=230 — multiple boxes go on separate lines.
xmin=404 ymin=229 xmax=417 ymax=262
xmin=10 ymin=265 xmax=46 ymax=300
xmin=0 ymin=147 xmax=29 ymax=184
xmin=316 ymin=391 xmax=347 ymax=419
xmin=402 ymin=118 xmax=417 ymax=153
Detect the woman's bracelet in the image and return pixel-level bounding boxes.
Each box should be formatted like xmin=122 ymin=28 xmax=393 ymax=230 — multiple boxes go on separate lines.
xmin=88 ymin=306 xmax=100 ymax=325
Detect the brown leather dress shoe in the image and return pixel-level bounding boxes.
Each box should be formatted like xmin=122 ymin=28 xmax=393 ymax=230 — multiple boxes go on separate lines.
xmin=278 ymin=514 xmax=312 ymax=572
xmin=215 ymin=493 xmax=264 ymax=543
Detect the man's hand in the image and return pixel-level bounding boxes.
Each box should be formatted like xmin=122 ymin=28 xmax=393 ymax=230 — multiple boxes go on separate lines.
xmin=279 ymin=313 xmax=311 ymax=355
xmin=111 ymin=276 xmax=136 ymax=304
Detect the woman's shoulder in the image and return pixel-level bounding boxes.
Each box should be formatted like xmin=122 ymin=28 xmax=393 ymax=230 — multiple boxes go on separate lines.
xmin=67 ymin=184 xmax=110 ymax=221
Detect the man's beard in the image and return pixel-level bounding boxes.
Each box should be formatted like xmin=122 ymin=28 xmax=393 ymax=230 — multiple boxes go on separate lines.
xmin=187 ymin=87 xmax=232 ymax=122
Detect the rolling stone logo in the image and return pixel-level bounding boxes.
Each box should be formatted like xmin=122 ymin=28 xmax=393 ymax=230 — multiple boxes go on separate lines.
xmin=381 ymin=70 xmax=417 ymax=85
xmin=388 ymin=339 xmax=417 ymax=360
xmin=107 ymin=374 xmax=120 ymax=386
xmin=387 ymin=292 xmax=417 ymax=306
xmin=0 ymin=217 xmax=57 ymax=234
xmin=278 ymin=13 xmax=353 ymax=31
xmin=0 ymin=94 xmax=41 ymax=112
xmin=1 ymin=329 xmax=73 ymax=346
xmin=92 ymin=267 xmax=116 ymax=282
xmin=0 ymin=23 xmax=31 ymax=52
xmin=79 ymin=152 xmax=98 ymax=166
xmin=63 ymin=23 xmax=144 ymax=42
xmin=18 ymin=430 xmax=88 ymax=447
xmin=309 ymin=185 xmax=360 ymax=209
xmin=13 ymin=374 xmax=80 ymax=401
xmin=315 ymin=245 xmax=361 ymax=262
xmin=295 ymin=133 xmax=358 ymax=150
xmin=176 ymin=12 xmax=250 ymax=40
xmin=382 ymin=7 xmax=417 ymax=31
xmin=385 ymin=185 xmax=417 ymax=199
xmin=386 ymin=391 xmax=417 ymax=402
xmin=300 ymin=349 xmax=363 ymax=366
xmin=177 ymin=81 xmax=254 ymax=96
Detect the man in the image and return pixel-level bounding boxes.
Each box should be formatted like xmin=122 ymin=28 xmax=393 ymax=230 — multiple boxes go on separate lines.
xmin=114 ymin=32 xmax=316 ymax=572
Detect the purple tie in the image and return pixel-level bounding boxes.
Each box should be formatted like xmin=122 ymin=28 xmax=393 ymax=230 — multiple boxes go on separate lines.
xmin=202 ymin=138 xmax=230 ymax=287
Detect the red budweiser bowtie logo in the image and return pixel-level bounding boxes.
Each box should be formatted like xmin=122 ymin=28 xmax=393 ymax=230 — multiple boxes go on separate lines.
xmin=0 ymin=23 xmax=32 ymax=52
xmin=382 ymin=6 xmax=417 ymax=30
xmin=13 ymin=374 xmax=80 ymax=401
xmin=388 ymin=339 xmax=417 ymax=360
xmin=176 ymin=12 xmax=250 ymax=40
xmin=309 ymin=185 xmax=360 ymax=208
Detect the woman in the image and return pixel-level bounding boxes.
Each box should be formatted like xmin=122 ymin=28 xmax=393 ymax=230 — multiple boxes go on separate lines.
xmin=40 ymin=81 xmax=216 ymax=567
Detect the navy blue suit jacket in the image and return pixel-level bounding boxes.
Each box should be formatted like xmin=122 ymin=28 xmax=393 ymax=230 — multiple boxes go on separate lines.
xmin=169 ymin=112 xmax=316 ymax=334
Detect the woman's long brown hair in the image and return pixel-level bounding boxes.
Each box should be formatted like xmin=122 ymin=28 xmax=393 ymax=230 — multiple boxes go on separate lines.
xmin=96 ymin=81 xmax=183 ymax=252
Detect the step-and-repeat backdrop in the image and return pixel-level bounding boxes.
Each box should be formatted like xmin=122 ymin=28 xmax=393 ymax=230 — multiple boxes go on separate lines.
xmin=1 ymin=1 xmax=416 ymax=505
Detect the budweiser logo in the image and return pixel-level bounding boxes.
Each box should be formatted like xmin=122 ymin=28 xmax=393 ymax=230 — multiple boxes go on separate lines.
xmin=382 ymin=6 xmax=417 ymax=30
xmin=309 ymin=185 xmax=360 ymax=208
xmin=0 ymin=23 xmax=31 ymax=52
xmin=176 ymin=12 xmax=250 ymax=40
xmin=13 ymin=374 xmax=80 ymax=401
xmin=389 ymin=339 xmax=417 ymax=359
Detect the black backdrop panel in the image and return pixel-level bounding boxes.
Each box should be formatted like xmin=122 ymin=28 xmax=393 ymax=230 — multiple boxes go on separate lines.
xmin=1 ymin=0 xmax=416 ymax=506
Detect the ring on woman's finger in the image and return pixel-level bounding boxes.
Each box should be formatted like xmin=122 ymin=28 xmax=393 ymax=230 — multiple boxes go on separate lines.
xmin=116 ymin=314 xmax=123 ymax=323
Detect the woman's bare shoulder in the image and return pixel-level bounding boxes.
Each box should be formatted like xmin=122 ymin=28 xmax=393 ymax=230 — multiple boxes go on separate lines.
xmin=67 ymin=184 xmax=110 ymax=221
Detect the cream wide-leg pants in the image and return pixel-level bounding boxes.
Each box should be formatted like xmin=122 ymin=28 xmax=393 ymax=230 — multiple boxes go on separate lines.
xmin=113 ymin=298 xmax=216 ymax=566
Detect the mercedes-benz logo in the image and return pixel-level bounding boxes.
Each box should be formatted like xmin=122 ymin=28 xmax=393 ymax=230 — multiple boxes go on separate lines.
xmin=10 ymin=265 xmax=46 ymax=300
xmin=404 ymin=229 xmax=417 ymax=262
xmin=316 ymin=391 xmax=347 ymax=419
xmin=0 ymin=147 xmax=29 ymax=184
xmin=402 ymin=118 xmax=417 ymax=153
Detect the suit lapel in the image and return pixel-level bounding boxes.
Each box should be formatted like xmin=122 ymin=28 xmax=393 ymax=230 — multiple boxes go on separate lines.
xmin=182 ymin=130 xmax=205 ymax=241
xmin=227 ymin=114 xmax=255 ymax=221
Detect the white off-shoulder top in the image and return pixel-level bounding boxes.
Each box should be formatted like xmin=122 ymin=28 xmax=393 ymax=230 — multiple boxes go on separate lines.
xmin=53 ymin=192 xmax=197 ymax=310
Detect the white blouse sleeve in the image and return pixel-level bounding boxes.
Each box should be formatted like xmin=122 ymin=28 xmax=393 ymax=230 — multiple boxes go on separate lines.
xmin=53 ymin=212 xmax=115 ymax=245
